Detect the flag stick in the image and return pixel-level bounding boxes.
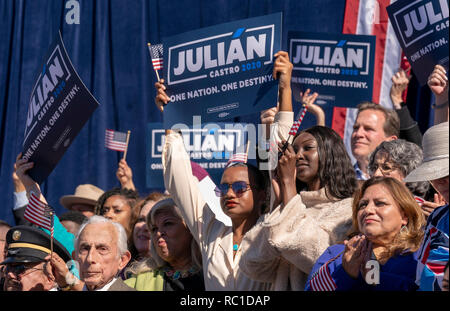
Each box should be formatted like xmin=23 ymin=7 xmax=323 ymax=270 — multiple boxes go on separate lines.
xmin=123 ymin=130 xmax=131 ymax=161
xmin=148 ymin=43 xmax=161 ymax=81
xmin=50 ymin=212 xmax=54 ymax=259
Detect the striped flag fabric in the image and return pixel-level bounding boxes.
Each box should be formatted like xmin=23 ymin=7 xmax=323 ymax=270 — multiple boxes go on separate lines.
xmin=148 ymin=43 xmax=163 ymax=71
xmin=226 ymin=131 xmax=249 ymax=166
xmin=309 ymin=262 xmax=337 ymax=291
xmin=226 ymin=153 xmax=248 ymax=166
xmin=24 ymin=192 xmax=54 ymax=236
xmin=289 ymin=105 xmax=308 ymax=136
xmin=105 ymin=129 xmax=128 ymax=152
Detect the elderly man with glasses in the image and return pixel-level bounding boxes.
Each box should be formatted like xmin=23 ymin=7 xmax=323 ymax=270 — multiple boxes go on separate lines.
xmin=1 ymin=226 xmax=71 ymax=291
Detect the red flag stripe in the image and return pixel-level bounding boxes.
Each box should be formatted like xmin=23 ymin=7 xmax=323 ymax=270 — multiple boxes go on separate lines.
xmin=342 ymin=0 xmax=359 ymax=34
xmin=370 ymin=0 xmax=390 ymax=104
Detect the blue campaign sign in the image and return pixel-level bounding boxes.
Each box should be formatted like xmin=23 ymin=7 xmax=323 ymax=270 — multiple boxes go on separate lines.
xmin=387 ymin=0 xmax=449 ymax=86
xmin=288 ymin=31 xmax=375 ymax=128
xmin=22 ymin=32 xmax=99 ymax=184
xmin=146 ymin=122 xmax=250 ymax=188
xmin=162 ymin=13 xmax=282 ymax=128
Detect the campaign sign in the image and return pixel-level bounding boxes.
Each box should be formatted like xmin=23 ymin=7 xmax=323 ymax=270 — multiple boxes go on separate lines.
xmin=22 ymin=32 xmax=99 ymax=184
xmin=146 ymin=122 xmax=249 ymax=188
xmin=162 ymin=13 xmax=282 ymax=128
xmin=387 ymin=0 xmax=449 ymax=86
xmin=288 ymin=31 xmax=375 ymax=127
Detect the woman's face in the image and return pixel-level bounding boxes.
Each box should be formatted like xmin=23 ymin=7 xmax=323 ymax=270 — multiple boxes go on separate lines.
xmin=101 ymin=195 xmax=132 ymax=232
xmin=292 ymin=132 xmax=320 ymax=186
xmin=219 ymin=166 xmax=261 ymax=220
xmin=369 ymin=152 xmax=405 ymax=182
xmin=132 ymin=201 xmax=156 ymax=257
xmin=150 ymin=209 xmax=192 ymax=264
xmin=357 ymin=184 xmax=408 ymax=246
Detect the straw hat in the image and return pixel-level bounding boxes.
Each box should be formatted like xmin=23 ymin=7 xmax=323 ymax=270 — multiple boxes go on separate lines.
xmin=404 ymin=122 xmax=449 ymax=182
xmin=59 ymin=184 xmax=104 ymax=210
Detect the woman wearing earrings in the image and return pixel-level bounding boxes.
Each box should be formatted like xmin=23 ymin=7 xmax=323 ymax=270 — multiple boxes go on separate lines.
xmin=240 ymin=125 xmax=358 ymax=290
xmin=305 ymin=177 xmax=425 ymax=291
xmin=156 ymin=51 xmax=295 ymax=290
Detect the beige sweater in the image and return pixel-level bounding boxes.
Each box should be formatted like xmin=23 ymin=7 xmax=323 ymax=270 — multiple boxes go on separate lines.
xmin=240 ymin=188 xmax=353 ymax=290
xmin=162 ymin=112 xmax=293 ymax=291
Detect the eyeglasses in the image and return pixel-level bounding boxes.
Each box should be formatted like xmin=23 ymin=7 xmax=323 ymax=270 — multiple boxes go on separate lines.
xmin=4 ymin=264 xmax=44 ymax=276
xmin=214 ymin=181 xmax=251 ymax=197
xmin=368 ymin=162 xmax=398 ymax=176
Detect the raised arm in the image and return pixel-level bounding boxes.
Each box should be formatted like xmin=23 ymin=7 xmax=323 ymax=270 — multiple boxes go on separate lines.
xmin=428 ymin=65 xmax=449 ymax=125
xmin=116 ymin=159 xmax=136 ymax=191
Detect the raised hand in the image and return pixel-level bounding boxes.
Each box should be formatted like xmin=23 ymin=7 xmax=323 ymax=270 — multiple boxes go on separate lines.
xmin=300 ymin=89 xmax=324 ymax=126
xmin=116 ymin=159 xmax=136 ymax=191
xmin=428 ymin=64 xmax=448 ymax=98
xmin=390 ymin=69 xmax=411 ymax=109
xmin=155 ymin=78 xmax=171 ymax=112
xmin=276 ymin=141 xmax=298 ymax=206
xmin=273 ymin=51 xmax=293 ymax=91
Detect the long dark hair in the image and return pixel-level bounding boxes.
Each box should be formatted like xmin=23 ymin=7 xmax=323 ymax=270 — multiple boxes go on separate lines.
xmin=294 ymin=126 xmax=357 ymax=199
xmin=94 ymin=187 xmax=140 ymax=258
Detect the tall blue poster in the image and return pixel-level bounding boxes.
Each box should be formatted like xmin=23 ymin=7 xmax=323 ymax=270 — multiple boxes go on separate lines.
xmin=387 ymin=0 xmax=449 ymax=86
xmin=22 ymin=32 xmax=99 ymax=184
xmin=288 ymin=31 xmax=375 ymax=128
xmin=162 ymin=13 xmax=282 ymax=128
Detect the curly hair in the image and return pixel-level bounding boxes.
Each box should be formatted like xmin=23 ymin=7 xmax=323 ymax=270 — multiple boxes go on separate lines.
xmin=94 ymin=187 xmax=140 ymax=257
xmin=349 ymin=177 xmax=425 ymax=262
xmin=368 ymin=139 xmax=429 ymax=197
xmin=294 ymin=126 xmax=357 ymax=199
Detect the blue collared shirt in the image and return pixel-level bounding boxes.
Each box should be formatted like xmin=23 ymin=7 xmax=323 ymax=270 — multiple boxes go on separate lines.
xmin=354 ymin=162 xmax=370 ymax=181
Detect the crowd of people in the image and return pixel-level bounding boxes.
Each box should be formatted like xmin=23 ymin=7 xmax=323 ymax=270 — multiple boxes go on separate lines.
xmin=0 ymin=52 xmax=448 ymax=292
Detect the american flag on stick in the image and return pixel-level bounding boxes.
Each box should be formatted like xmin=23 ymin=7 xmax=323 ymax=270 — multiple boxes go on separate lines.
xmin=226 ymin=132 xmax=249 ymax=167
xmin=279 ymin=104 xmax=308 ymax=156
xmin=24 ymin=192 xmax=55 ymax=238
xmin=148 ymin=43 xmax=163 ymax=80
xmin=105 ymin=129 xmax=131 ymax=160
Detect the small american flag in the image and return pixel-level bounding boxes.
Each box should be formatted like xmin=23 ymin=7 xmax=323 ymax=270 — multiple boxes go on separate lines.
xmin=105 ymin=129 xmax=128 ymax=152
xmin=289 ymin=105 xmax=308 ymax=136
xmin=148 ymin=43 xmax=163 ymax=71
xmin=309 ymin=262 xmax=337 ymax=291
xmin=24 ymin=192 xmax=54 ymax=237
xmin=226 ymin=132 xmax=249 ymax=166
xmin=226 ymin=153 xmax=248 ymax=166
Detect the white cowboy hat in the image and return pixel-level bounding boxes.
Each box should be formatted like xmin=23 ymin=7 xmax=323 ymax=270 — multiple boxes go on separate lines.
xmin=59 ymin=184 xmax=104 ymax=210
xmin=404 ymin=122 xmax=449 ymax=182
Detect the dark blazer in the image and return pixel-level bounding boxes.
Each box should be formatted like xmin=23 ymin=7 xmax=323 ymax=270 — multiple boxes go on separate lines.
xmin=108 ymin=278 xmax=136 ymax=291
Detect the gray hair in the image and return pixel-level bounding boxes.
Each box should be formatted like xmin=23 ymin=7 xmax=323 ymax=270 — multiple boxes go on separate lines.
xmin=369 ymin=139 xmax=429 ymax=197
xmin=75 ymin=215 xmax=128 ymax=258
xmin=126 ymin=198 xmax=202 ymax=276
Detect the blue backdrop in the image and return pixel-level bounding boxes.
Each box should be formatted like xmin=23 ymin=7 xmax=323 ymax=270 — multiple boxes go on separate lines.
xmin=0 ymin=0 xmax=432 ymax=225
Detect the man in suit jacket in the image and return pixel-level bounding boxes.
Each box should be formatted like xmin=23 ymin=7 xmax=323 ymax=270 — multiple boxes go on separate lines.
xmin=74 ymin=216 xmax=135 ymax=291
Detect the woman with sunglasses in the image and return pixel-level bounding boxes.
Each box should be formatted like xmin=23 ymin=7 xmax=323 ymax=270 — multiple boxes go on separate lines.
xmin=240 ymin=126 xmax=357 ymax=290
xmin=155 ymin=51 xmax=294 ymax=290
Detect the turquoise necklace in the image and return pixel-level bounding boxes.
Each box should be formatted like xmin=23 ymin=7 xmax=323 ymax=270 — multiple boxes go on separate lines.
xmin=233 ymin=243 xmax=239 ymax=251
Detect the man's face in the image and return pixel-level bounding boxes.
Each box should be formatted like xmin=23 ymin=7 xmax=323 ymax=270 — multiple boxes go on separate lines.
xmin=351 ymin=109 xmax=391 ymax=161
xmin=70 ymin=204 xmax=95 ymax=218
xmin=76 ymin=223 xmax=129 ymax=290
xmin=4 ymin=261 xmax=54 ymax=291
xmin=0 ymin=225 xmax=9 ymax=263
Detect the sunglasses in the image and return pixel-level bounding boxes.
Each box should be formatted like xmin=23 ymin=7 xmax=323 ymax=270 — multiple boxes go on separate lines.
xmin=214 ymin=181 xmax=251 ymax=197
